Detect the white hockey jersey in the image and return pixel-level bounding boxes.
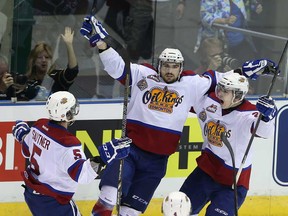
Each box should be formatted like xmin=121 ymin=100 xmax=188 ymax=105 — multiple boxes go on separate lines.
xmin=21 ymin=119 xmax=97 ymax=204
xmin=100 ymin=48 xmax=227 ymax=155
xmin=193 ymin=91 xmax=275 ymax=189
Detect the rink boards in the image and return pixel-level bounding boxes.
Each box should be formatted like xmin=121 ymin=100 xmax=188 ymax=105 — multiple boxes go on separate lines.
xmin=0 ymin=99 xmax=288 ymax=215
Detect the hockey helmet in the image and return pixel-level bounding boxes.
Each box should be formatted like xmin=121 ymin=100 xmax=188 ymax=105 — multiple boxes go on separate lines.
xmin=216 ymin=73 xmax=249 ymax=108
xmin=158 ymin=48 xmax=184 ymax=78
xmin=46 ymin=91 xmax=79 ymax=123
xmin=162 ymin=191 xmax=191 ymax=216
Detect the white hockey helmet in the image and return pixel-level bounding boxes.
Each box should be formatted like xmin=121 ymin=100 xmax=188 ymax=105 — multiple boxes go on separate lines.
xmin=46 ymin=91 xmax=79 ymax=123
xmin=162 ymin=191 xmax=191 ymax=216
xmin=216 ymin=73 xmax=249 ymax=108
xmin=158 ymin=48 xmax=184 ymax=77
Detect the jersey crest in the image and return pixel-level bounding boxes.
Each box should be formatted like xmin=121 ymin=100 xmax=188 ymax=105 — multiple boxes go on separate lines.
xmin=142 ymin=86 xmax=183 ymax=114
xmin=147 ymin=74 xmax=160 ymax=82
xmin=137 ymin=78 xmax=148 ymax=91
xmin=199 ymin=109 xmax=207 ymax=122
xmin=204 ymin=120 xmax=227 ymax=147
xmin=206 ymin=104 xmax=218 ymax=113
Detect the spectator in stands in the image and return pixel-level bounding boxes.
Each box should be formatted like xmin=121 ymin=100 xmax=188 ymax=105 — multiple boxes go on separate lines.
xmin=0 ymin=54 xmax=14 ymax=100
xmin=195 ymin=0 xmax=263 ymax=64
xmin=194 ymin=37 xmax=241 ymax=74
xmin=24 ymin=27 xmax=78 ymax=100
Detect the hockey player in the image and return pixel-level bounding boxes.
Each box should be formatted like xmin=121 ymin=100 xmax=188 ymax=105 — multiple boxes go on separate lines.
xmin=79 ymin=15 xmax=278 ymax=216
xmin=162 ymin=191 xmax=191 ymax=216
xmin=12 ymin=91 xmax=131 ymax=216
xmin=180 ymin=73 xmax=277 ymax=215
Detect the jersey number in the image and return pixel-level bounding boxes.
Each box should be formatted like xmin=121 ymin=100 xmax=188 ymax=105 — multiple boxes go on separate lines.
xmin=30 ymin=147 xmax=82 ymax=175
xmin=30 ymin=145 xmax=42 ymax=176
xmin=73 ymin=149 xmax=82 ymax=160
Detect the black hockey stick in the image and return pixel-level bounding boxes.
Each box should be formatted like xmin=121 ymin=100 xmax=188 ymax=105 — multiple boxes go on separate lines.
xmin=103 ymin=35 xmax=131 ymax=216
xmin=235 ymin=40 xmax=288 ymax=184
xmin=221 ymin=132 xmax=238 ymax=216
xmin=89 ymin=5 xmax=131 ymax=215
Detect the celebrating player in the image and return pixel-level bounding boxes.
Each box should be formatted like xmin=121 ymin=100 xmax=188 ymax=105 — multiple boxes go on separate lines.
xmin=12 ymin=91 xmax=131 ymax=216
xmin=180 ymin=73 xmax=277 ymax=215
xmin=79 ymin=15 xmax=278 ymax=216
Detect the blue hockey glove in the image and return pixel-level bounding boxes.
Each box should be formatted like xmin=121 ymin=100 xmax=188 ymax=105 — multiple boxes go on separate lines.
xmin=12 ymin=120 xmax=30 ymax=143
xmin=89 ymin=34 xmax=102 ymax=47
xmin=242 ymin=59 xmax=278 ymax=80
xmin=90 ymin=15 xmax=109 ymax=39
xmin=256 ymin=95 xmax=277 ymax=122
xmin=80 ymin=16 xmax=93 ymax=39
xmin=97 ymin=137 xmax=132 ymax=164
xmin=80 ymin=15 xmax=109 ymax=47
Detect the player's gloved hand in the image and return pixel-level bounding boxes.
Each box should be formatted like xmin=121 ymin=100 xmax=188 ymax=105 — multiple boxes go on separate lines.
xmin=12 ymin=120 xmax=30 ymax=143
xmin=90 ymin=156 xmax=106 ymax=174
xmin=80 ymin=15 xmax=109 ymax=47
xmin=256 ymin=95 xmax=277 ymax=122
xmin=242 ymin=59 xmax=278 ymax=80
xmin=80 ymin=16 xmax=93 ymax=39
xmin=97 ymin=137 xmax=132 ymax=164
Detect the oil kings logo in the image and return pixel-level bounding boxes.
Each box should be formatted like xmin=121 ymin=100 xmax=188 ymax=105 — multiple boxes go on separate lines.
xmin=204 ymin=120 xmax=228 ymax=147
xmin=142 ymin=86 xmax=183 ymax=113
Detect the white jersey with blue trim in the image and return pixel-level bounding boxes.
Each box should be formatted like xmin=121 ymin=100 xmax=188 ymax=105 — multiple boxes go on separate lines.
xmin=21 ymin=118 xmax=97 ymax=204
xmin=99 ymin=48 xmax=229 ymax=155
xmin=193 ymin=92 xmax=275 ymax=188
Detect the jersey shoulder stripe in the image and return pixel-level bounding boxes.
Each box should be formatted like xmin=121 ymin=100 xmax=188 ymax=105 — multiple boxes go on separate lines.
xmin=33 ymin=118 xmax=81 ymax=147
xmin=236 ymin=99 xmax=257 ymax=111
xmin=141 ymin=63 xmax=156 ymax=71
xmin=68 ymin=159 xmax=85 ymax=182
xmin=181 ymin=70 xmax=197 ymax=77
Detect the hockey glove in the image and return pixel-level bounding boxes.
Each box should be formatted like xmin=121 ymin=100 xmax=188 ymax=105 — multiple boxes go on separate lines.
xmin=97 ymin=137 xmax=132 ymax=164
xmin=80 ymin=16 xmax=93 ymax=39
xmin=242 ymin=59 xmax=278 ymax=80
xmin=12 ymin=120 xmax=30 ymax=143
xmin=256 ymin=95 xmax=277 ymax=122
xmin=80 ymin=15 xmax=109 ymax=47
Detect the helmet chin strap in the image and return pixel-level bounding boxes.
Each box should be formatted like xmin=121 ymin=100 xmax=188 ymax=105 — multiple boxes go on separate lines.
xmin=68 ymin=120 xmax=75 ymax=126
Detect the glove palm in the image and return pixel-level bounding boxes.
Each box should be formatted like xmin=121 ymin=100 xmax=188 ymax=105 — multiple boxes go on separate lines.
xmin=80 ymin=15 xmax=109 ymax=47
xmin=242 ymin=59 xmax=278 ymax=80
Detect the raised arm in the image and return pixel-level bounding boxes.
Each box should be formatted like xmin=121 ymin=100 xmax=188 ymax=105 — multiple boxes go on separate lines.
xmin=80 ymin=15 xmax=135 ymax=83
xmin=61 ymin=27 xmax=77 ymax=69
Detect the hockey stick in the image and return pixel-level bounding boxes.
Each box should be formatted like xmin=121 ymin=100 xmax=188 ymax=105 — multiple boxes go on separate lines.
xmin=89 ymin=5 xmax=131 ymax=215
xmin=103 ymin=35 xmax=131 ymax=216
xmin=235 ymin=40 xmax=288 ymax=184
xmin=221 ymin=132 xmax=238 ymax=216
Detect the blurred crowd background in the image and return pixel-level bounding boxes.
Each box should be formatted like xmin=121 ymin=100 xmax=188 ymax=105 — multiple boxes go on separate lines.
xmin=0 ymin=0 xmax=288 ymax=102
